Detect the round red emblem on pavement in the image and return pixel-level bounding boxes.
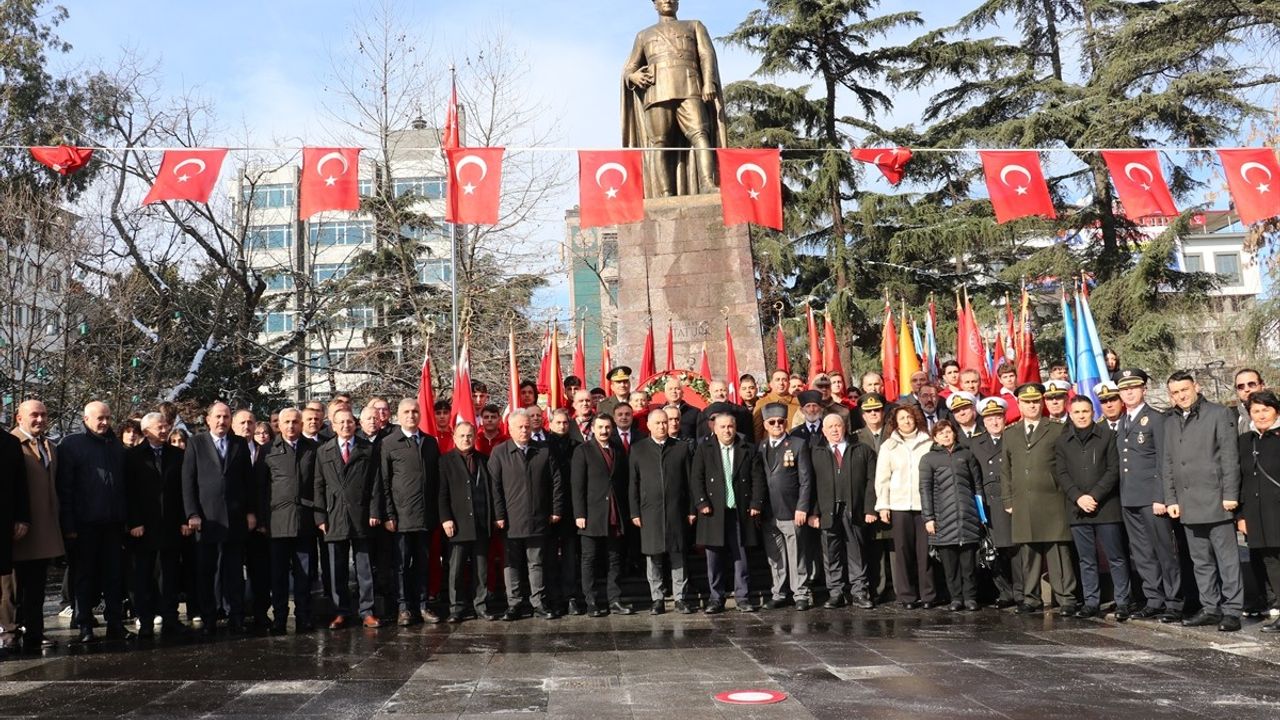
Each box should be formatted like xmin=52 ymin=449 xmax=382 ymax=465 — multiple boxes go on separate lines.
xmin=713 ymin=689 xmax=788 ymax=705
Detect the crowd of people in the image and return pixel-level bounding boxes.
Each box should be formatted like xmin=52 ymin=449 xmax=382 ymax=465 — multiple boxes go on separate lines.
xmin=0 ymin=359 xmax=1277 ymax=658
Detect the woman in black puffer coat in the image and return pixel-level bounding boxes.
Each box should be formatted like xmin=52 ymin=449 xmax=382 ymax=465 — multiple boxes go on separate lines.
xmin=1238 ymin=389 xmax=1280 ymax=633
xmin=919 ymin=420 xmax=984 ymax=611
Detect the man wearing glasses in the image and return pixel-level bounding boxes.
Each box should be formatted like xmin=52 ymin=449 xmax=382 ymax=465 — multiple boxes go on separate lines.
xmin=1234 ymin=369 xmax=1266 ymax=434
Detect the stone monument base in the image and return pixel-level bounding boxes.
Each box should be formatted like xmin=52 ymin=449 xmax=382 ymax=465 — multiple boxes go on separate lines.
xmin=615 ymin=194 xmax=765 ymax=383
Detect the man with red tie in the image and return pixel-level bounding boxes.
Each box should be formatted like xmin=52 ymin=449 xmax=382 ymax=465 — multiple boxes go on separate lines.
xmin=572 ymin=414 xmax=633 ymax=616
xmin=611 ymin=402 xmax=647 ymax=451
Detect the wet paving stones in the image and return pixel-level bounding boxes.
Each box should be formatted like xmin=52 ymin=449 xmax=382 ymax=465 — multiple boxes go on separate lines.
xmin=4 ymin=606 xmax=1280 ymax=718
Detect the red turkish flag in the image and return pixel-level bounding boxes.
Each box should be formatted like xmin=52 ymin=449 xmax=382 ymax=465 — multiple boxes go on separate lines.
xmin=416 ymin=349 xmax=439 ymax=439
xmin=578 ymin=150 xmax=644 ymax=229
xmin=1218 ymin=148 xmax=1280 ymax=226
xmin=442 ymin=80 xmax=460 ymax=151
xmin=1101 ymin=150 xmax=1178 ymax=218
xmin=446 ymin=147 xmax=503 ymax=225
xmin=142 ymin=148 xmax=228 ymax=205
xmin=979 ymin=150 xmax=1056 ymax=223
xmin=725 ymin=325 xmax=741 ymax=404
xmin=30 ymin=145 xmax=93 ymax=175
xmin=851 ymin=147 xmax=912 ymax=185
xmin=299 ymin=147 xmax=361 ymax=220
xmin=717 ymin=148 xmax=783 ymax=230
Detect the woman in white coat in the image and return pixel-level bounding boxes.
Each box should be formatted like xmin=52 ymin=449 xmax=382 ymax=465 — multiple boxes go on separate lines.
xmin=875 ymin=404 xmax=938 ymax=608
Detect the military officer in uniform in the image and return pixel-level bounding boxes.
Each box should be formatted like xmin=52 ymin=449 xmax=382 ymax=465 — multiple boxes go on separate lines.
xmin=1043 ymin=380 xmax=1071 ymax=423
xmin=1000 ymin=384 xmax=1079 ymax=615
xmin=971 ymin=397 xmax=1020 ymax=607
xmin=596 ymin=367 xmax=633 ymax=419
xmin=1115 ymin=368 xmax=1182 ymax=622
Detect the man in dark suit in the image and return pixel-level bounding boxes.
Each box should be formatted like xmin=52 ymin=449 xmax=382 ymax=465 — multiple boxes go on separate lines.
xmin=232 ymin=408 xmax=271 ymax=629
xmin=380 ymin=398 xmax=443 ymax=626
xmin=182 ymin=401 xmax=255 ymax=634
xmin=1115 ymin=368 xmax=1182 ymax=622
xmin=1000 ymin=384 xmax=1077 ymax=615
xmin=629 ymin=409 xmax=695 ymax=614
xmin=315 ymin=408 xmax=383 ymax=629
xmin=440 ymin=422 xmax=498 ymax=622
xmin=789 ymin=390 xmax=826 ymax=442
xmin=572 ymin=414 xmax=633 ymax=616
xmin=126 ymin=412 xmax=190 ymax=637
xmin=257 ymin=407 xmax=320 ymax=633
xmin=691 ymin=411 xmax=766 ymax=613
xmin=663 ymin=377 xmax=703 ymax=440
xmin=489 ymin=409 xmax=565 ymax=620
xmin=758 ymin=403 xmax=814 ymax=610
xmin=0 ymin=425 xmax=28 ymax=656
xmin=810 ymin=412 xmax=878 ymax=610
xmin=544 ymin=408 xmax=584 ymax=615
xmin=610 ymin=402 xmax=647 ymax=451
xmin=971 ymin=397 xmax=1020 ymax=608
xmin=569 ymin=390 xmax=597 ymax=443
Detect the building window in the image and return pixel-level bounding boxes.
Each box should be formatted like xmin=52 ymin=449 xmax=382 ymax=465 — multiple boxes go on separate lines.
xmin=1214 ymin=252 xmax=1242 ymax=286
xmin=264 ymin=312 xmax=294 ymax=334
xmin=244 ymin=184 xmax=295 ymax=209
xmin=394 ymin=176 xmax=446 ymax=199
xmin=358 ymin=178 xmax=374 ymax=196
xmin=418 ymin=259 xmax=453 ymax=285
xmin=400 ymin=222 xmax=447 ymax=243
xmin=312 ymin=263 xmax=350 ymax=284
xmin=248 ymin=224 xmax=293 ymax=249
xmin=47 ymin=273 xmax=60 ymax=292
xmin=265 ymin=272 xmax=295 ymax=292
xmin=309 ymin=221 xmax=371 ymax=247
xmin=344 ymin=307 xmax=376 ymax=328
xmin=1182 ymin=253 xmax=1203 ymax=272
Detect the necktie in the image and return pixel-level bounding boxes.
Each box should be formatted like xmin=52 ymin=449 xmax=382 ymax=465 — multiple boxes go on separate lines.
xmin=834 ymin=446 xmax=843 ymax=470
xmin=37 ymin=440 xmax=49 ymax=468
xmin=808 ymin=423 xmax=817 ymax=435
xmin=721 ymin=444 xmax=736 ymax=509
xmin=411 ymin=434 xmax=421 ymax=447
xmin=154 ymin=446 xmax=163 ymax=471
xmin=603 ymin=445 xmax=614 ymax=471
xmin=620 ymin=432 xmax=630 ymax=451
xmin=1109 ymin=421 xmax=1118 ymax=431
xmin=1025 ymin=424 xmax=1036 ymax=444
xmin=341 ymin=441 xmax=351 ymax=464
xmin=216 ymin=435 xmax=226 ymax=459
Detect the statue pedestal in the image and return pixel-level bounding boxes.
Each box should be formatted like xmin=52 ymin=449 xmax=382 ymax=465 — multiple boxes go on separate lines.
xmin=615 ymin=194 xmax=765 ymax=382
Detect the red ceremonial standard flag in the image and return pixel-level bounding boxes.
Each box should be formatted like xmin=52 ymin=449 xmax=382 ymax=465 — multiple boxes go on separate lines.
xmin=449 ymin=342 xmax=476 ymax=428
xmin=775 ymin=325 xmax=790 ymax=375
xmin=1218 ymin=148 xmax=1280 ymax=225
xmin=446 ymin=147 xmax=504 ymax=225
xmin=665 ymin=322 xmax=675 ymax=372
xmin=30 ymin=145 xmax=93 ymax=175
xmin=1101 ymin=149 xmax=1178 ymax=218
xmin=850 ymin=147 xmax=912 ymax=185
xmin=640 ymin=323 xmax=657 ymax=381
xmin=572 ymin=332 xmax=587 ymax=386
xmin=822 ymin=313 xmax=844 ymax=379
xmin=717 ymin=148 xmax=783 ymax=230
xmin=299 ymin=147 xmax=361 ymax=220
xmin=416 ymin=348 xmax=439 ymax=438
xmin=143 ymin=148 xmax=228 ymax=205
xmin=442 ymin=80 xmax=460 ymax=151
xmin=548 ymin=329 xmax=564 ymax=411
xmin=725 ymin=325 xmax=741 ymax=404
xmin=578 ymin=150 xmax=644 ymax=229
xmin=956 ymin=292 xmax=986 ymax=373
xmin=536 ymin=328 xmax=551 ymax=394
xmin=806 ymin=304 xmax=823 ymax=383
xmin=697 ymin=343 xmax=711 ymax=381
xmin=880 ymin=301 xmax=899 ymax=403
xmin=599 ymin=342 xmax=612 ymax=391
xmin=979 ymin=150 xmax=1056 ymax=223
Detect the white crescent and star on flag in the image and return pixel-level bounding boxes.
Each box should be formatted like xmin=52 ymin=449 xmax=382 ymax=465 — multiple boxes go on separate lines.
xmin=454 ymin=155 xmax=489 ymax=195
xmin=1123 ymin=161 xmax=1155 ymax=191
xmin=736 ymin=163 xmax=768 ymax=200
xmin=595 ymin=162 xmax=629 ymax=200
xmin=1240 ymin=161 xmax=1272 ymax=193
xmin=999 ymin=164 xmax=1033 ymax=195
xmin=316 ymin=151 xmax=351 ymax=187
xmin=172 ymin=157 xmax=207 ymax=183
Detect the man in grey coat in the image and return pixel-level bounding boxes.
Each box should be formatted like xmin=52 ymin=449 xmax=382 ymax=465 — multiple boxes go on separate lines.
xmin=1163 ymin=370 xmax=1243 ymax=632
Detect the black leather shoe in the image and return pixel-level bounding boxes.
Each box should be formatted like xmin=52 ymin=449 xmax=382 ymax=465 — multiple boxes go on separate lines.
xmin=1114 ymin=608 xmax=1131 ymax=622
xmin=824 ymin=596 xmax=848 ymax=609
xmin=534 ymin=608 xmax=559 ymax=620
xmin=674 ymin=601 xmax=695 ymax=614
xmin=1131 ymin=605 xmax=1162 ymax=619
xmin=567 ymin=599 xmax=587 ymax=616
xmin=447 ymin=614 xmax=465 ymax=624
xmin=852 ymin=594 xmax=875 ymax=610
xmin=610 ymin=602 xmax=635 ymax=616
xmin=482 ymin=612 xmax=502 ymax=621
xmin=737 ymin=602 xmax=758 ymax=613
xmin=1056 ymin=605 xmax=1078 ymax=618
xmin=795 ymin=599 xmax=812 ymax=612
xmin=105 ymin=626 xmax=136 ymax=642
xmin=650 ymin=601 xmax=666 ymax=615
xmin=963 ymin=600 xmax=979 ymax=612
xmin=269 ymin=621 xmax=288 ymax=635
xmin=947 ymin=601 xmax=963 ymax=612
xmin=1181 ymin=610 xmax=1222 ymax=627
xmin=901 ymin=601 xmax=922 ymax=610
xmin=768 ymin=598 xmax=790 ymax=610
xmin=501 ymin=609 xmax=521 ymax=622
xmin=994 ymin=598 xmax=1017 ymax=609
xmin=704 ymin=602 xmax=724 ymax=615
xmin=1014 ymin=604 xmax=1042 ymax=615
xmin=1262 ymin=617 xmax=1280 ymax=633
xmin=1074 ymin=606 xmax=1099 ymax=619
xmin=1157 ymin=611 xmax=1184 ymax=624
xmin=588 ymin=606 xmax=609 ymax=618
xmin=1218 ymin=615 xmax=1242 ymax=632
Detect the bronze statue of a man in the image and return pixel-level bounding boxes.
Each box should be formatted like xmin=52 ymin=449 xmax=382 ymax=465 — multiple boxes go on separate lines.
xmin=622 ymin=0 xmax=728 ymax=198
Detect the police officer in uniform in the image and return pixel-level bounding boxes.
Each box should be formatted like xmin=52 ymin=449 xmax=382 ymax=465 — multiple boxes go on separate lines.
xmin=1115 ymin=368 xmax=1182 ymax=622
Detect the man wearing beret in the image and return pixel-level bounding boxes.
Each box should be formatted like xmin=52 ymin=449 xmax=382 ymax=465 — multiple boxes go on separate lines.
xmin=597 ymin=367 xmax=633 ymax=418
xmin=758 ymin=403 xmax=815 ymax=610
xmin=1000 ymin=383 xmax=1078 ymax=615
xmin=1115 ymin=368 xmax=1182 ymax=622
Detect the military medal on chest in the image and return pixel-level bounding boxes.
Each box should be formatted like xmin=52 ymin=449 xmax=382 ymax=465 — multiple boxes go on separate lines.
xmin=783 ymin=448 xmax=795 ymax=468
xmin=1137 ymin=432 xmax=1145 ymax=444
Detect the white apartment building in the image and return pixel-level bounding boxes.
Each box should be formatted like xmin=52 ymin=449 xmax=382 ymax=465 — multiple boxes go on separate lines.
xmin=238 ymin=125 xmax=453 ymax=401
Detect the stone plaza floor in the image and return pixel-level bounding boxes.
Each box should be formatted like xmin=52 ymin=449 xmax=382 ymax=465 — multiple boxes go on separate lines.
xmin=4 ymin=605 xmax=1280 ymax=718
